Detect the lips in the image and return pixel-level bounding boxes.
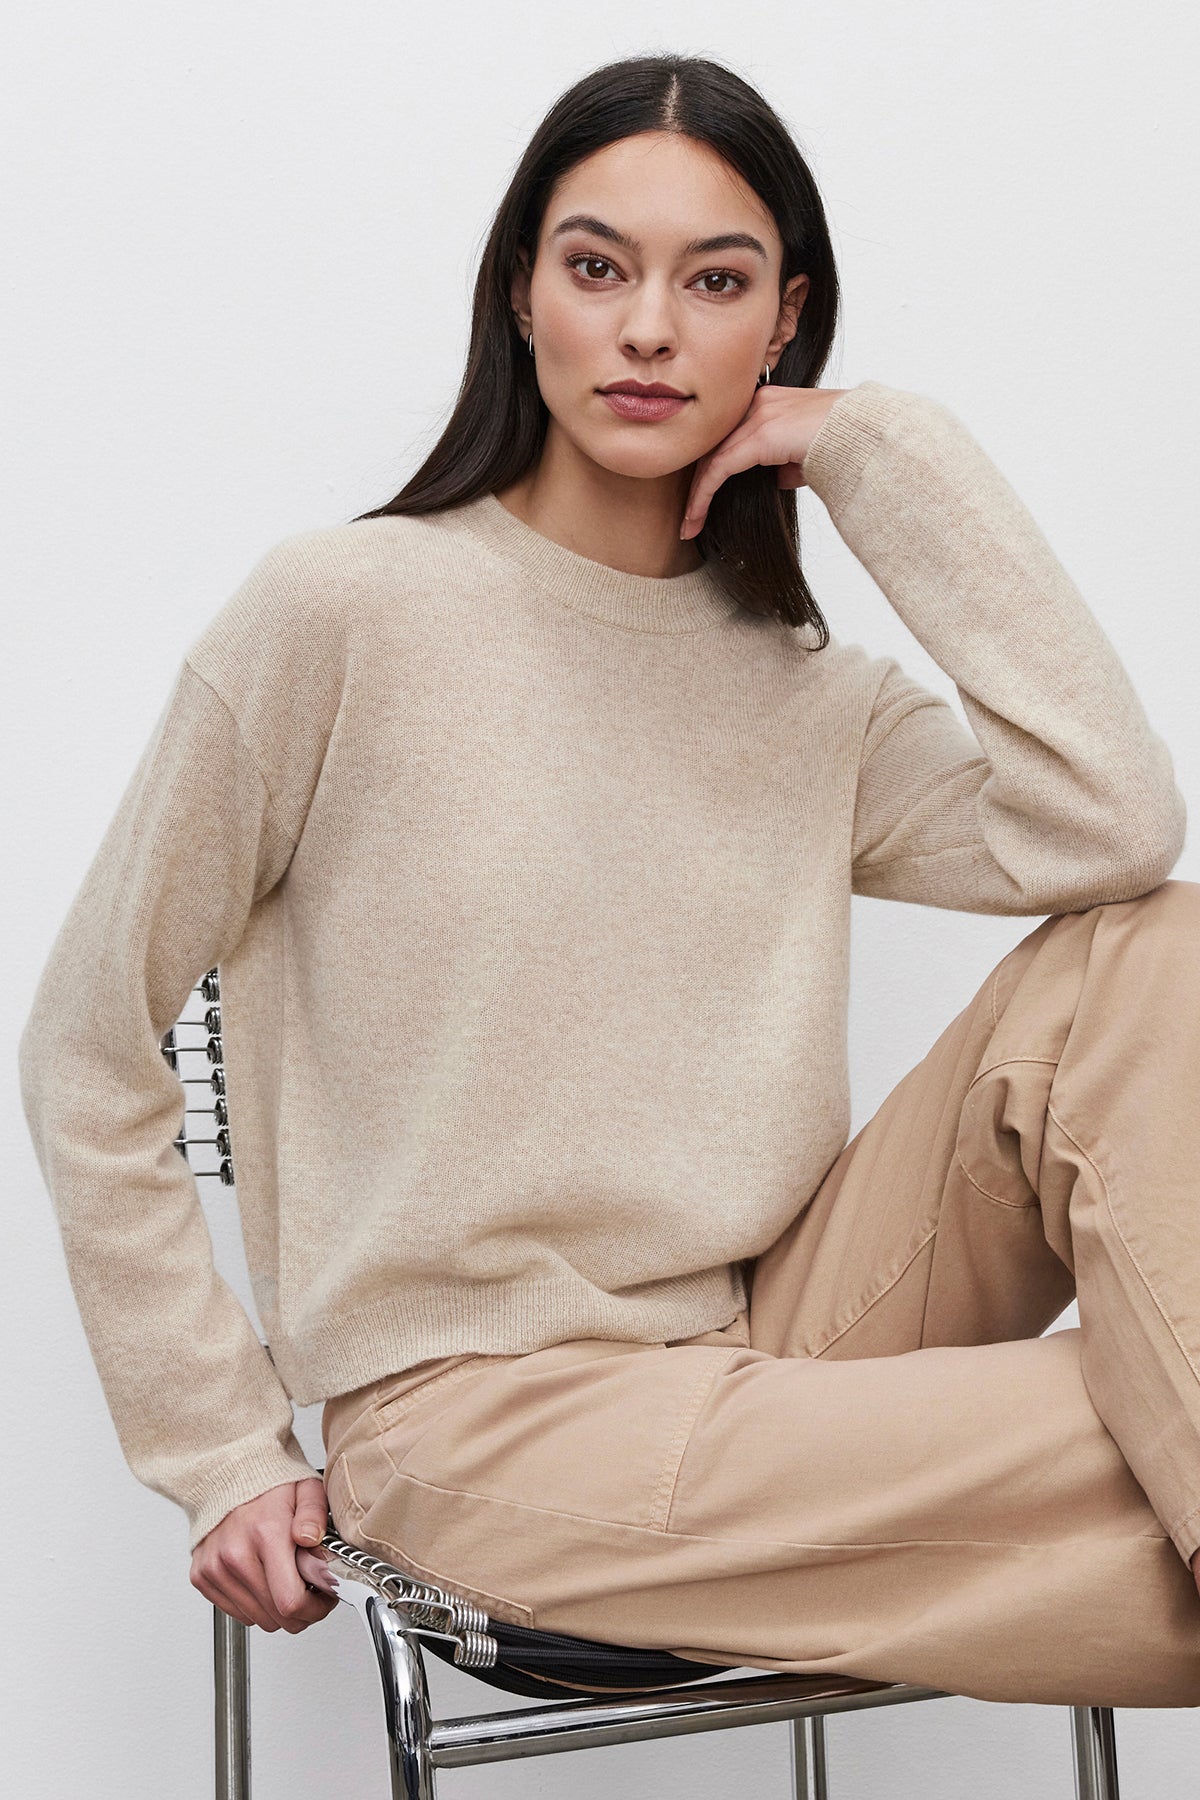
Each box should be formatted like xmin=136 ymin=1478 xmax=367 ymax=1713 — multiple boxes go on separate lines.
xmin=599 ymin=383 xmax=688 ymax=399
xmin=598 ymin=385 xmax=692 ymax=422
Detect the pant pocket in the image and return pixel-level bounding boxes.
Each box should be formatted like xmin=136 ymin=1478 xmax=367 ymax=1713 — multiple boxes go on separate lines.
xmin=372 ymin=1351 xmax=527 ymax=1436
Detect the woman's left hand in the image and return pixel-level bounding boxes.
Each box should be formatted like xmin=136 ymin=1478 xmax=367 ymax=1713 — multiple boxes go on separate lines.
xmin=679 ymin=385 xmax=851 ymax=539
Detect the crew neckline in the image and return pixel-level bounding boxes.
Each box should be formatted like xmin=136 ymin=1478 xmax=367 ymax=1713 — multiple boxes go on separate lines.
xmin=451 ymin=490 xmax=742 ymax=633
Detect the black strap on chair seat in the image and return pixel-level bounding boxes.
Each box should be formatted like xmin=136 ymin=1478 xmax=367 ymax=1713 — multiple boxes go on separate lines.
xmin=419 ymin=1616 xmax=741 ymax=1699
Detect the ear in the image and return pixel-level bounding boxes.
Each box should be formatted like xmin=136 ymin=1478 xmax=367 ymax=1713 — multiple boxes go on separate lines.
xmin=767 ymin=272 xmax=809 ymax=359
xmin=510 ymin=245 xmax=533 ymax=340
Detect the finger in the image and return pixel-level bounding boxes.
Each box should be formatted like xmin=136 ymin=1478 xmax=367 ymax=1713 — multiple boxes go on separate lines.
xmin=681 ymin=416 xmax=758 ymax=520
xmin=261 ymin=1528 xmax=334 ymax=1633
xmin=291 ymin=1584 xmax=339 ymax=1624
xmin=221 ymin=1535 xmax=292 ymax=1631
xmin=196 ymin=1580 xmax=254 ymax=1629
xmin=297 ymin=1546 xmax=340 ymax=1595
xmin=680 ymin=420 xmax=768 ymax=538
xmin=287 ymin=1579 xmax=339 ymax=1626
xmin=198 ymin=1565 xmax=282 ymax=1632
xmin=291 ymin=1478 xmax=330 ymax=1551
xmin=300 ymin=1587 xmax=340 ymax=1620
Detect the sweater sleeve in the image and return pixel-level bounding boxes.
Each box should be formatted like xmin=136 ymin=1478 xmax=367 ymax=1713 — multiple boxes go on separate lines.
xmin=17 ymin=552 xmax=344 ymax=1550
xmin=801 ymin=381 xmax=1187 ymax=914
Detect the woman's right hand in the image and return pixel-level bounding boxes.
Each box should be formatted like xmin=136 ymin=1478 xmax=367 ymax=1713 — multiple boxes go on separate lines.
xmin=190 ymin=1476 xmax=340 ymax=1631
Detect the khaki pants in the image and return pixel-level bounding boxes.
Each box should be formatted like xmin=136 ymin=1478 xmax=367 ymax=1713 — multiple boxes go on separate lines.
xmin=322 ymin=880 xmax=1200 ymax=1706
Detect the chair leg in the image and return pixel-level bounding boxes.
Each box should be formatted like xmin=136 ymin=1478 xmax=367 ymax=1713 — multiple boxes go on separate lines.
xmin=1070 ymin=1705 xmax=1119 ymax=1800
xmin=213 ymin=1606 xmax=251 ymax=1800
xmin=361 ymin=1591 xmax=438 ymax=1800
xmin=790 ymin=1713 xmax=829 ymax=1800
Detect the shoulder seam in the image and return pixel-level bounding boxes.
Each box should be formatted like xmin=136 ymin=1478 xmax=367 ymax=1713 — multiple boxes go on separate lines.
xmin=182 ymin=655 xmax=300 ymax=849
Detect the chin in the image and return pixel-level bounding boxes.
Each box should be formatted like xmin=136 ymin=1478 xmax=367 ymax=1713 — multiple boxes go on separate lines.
xmin=568 ymin=427 xmax=693 ymax=482
xmin=590 ymin=449 xmax=692 ymax=483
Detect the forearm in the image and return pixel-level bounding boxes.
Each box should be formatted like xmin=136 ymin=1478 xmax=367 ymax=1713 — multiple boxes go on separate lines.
xmin=805 ymin=383 xmax=1186 ymax=910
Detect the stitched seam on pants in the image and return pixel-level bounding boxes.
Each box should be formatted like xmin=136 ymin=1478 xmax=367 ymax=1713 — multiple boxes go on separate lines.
xmin=335 ymin=1500 xmax=536 ymax=1623
xmin=1050 ymin=1101 xmax=1200 ymax=1540
xmin=649 ymin=1348 xmax=741 ymax=1533
xmin=384 ymin=1466 xmax=1168 ymax=1549
xmin=372 ymin=1358 xmax=500 ymax=1436
xmin=1045 ymin=1097 xmax=1200 ymax=1539
xmin=953 ymin=1150 xmax=1038 ymax=1210
xmin=954 ymin=1056 xmax=1060 ymax=1208
xmin=808 ymin=1223 xmax=938 ymax=1357
xmin=331 ymin=1451 xmax=367 ymax=1526
xmin=347 ymin=1521 xmax=537 ymax=1624
xmin=327 ymin=1439 xmax=538 ymax=1623
xmin=1170 ymin=1495 xmax=1200 ymax=1540
xmin=965 ymin=1054 xmax=1059 ymax=1087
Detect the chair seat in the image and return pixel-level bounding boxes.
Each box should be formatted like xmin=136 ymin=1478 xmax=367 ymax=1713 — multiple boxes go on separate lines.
xmin=320 ymin=1523 xmax=742 ymax=1699
xmin=420 ymin=1614 xmax=743 ymax=1699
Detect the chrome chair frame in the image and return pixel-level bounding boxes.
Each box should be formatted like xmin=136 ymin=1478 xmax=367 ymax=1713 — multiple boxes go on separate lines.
xmin=168 ymin=970 xmax=1121 ymax=1799
xmin=211 ymin=1534 xmax=1120 ymax=1800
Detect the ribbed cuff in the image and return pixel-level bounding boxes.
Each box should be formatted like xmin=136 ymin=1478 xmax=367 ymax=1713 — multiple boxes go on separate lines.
xmin=802 ymin=379 xmax=916 ymax=516
xmin=185 ymin=1440 xmax=322 ymax=1551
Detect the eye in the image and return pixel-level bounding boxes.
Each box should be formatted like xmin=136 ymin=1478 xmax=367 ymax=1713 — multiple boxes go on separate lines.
xmin=692 ymin=268 xmax=747 ymax=296
xmin=565 ymin=252 xmax=621 ymax=283
xmin=564 ymin=252 xmax=748 ymax=296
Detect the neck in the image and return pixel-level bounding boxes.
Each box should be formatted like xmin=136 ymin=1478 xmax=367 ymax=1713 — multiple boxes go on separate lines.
xmin=493 ymin=433 xmax=703 ymax=582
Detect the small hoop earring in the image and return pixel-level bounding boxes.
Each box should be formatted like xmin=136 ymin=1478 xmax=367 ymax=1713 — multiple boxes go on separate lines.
xmin=757 ymin=363 xmax=771 ymax=387
xmin=528 ymin=332 xmax=534 ymax=356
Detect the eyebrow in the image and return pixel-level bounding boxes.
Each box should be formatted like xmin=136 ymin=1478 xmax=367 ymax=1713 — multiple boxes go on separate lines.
xmin=547 ymin=212 xmax=769 ymax=262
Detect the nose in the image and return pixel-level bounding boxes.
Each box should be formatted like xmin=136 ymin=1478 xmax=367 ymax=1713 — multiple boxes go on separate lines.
xmin=618 ymin=277 xmax=679 ymax=361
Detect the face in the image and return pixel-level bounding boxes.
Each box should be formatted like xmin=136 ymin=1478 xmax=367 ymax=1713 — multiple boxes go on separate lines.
xmin=511 ymin=131 xmax=808 ymax=486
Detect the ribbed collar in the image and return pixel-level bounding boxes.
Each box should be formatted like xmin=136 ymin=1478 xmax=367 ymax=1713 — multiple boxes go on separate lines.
xmin=451 ymin=491 xmax=741 ymax=634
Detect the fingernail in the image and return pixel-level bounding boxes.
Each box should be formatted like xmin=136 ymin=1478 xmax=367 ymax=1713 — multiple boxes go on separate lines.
xmin=298 ymin=1528 xmax=319 ymax=1543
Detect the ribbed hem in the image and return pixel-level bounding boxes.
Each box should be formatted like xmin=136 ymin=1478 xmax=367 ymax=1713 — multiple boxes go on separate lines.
xmin=270 ymin=1266 xmax=748 ymax=1407
xmin=802 ymin=380 xmax=917 ymax=516
xmin=447 ymin=491 xmax=742 ymax=634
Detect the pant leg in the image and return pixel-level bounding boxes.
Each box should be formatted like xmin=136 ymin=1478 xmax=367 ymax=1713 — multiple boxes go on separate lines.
xmin=750 ymin=877 xmax=1200 ymax=1567
xmin=322 ymin=881 xmax=1200 ymax=1706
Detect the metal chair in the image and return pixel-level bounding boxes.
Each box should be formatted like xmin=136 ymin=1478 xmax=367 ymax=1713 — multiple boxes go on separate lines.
xmin=165 ymin=969 xmax=1122 ymax=1799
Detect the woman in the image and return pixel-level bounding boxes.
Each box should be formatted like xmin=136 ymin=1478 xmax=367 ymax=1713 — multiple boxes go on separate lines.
xmin=18 ymin=53 xmax=1199 ymax=1706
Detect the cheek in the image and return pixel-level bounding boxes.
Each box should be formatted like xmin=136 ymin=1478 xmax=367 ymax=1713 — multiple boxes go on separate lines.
xmin=710 ymin=327 xmax=765 ymax=388
xmin=691 ymin=379 xmax=756 ymax=451
xmin=688 ymin=324 xmax=766 ymax=430
xmin=536 ymin=287 xmax=602 ymax=366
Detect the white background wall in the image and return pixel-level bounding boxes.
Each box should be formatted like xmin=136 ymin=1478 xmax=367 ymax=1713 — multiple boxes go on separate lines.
xmin=4 ymin=2 xmax=1199 ymax=1794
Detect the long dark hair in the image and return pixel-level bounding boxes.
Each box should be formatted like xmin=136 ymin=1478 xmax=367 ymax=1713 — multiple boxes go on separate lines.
xmin=353 ymin=54 xmax=841 ymax=640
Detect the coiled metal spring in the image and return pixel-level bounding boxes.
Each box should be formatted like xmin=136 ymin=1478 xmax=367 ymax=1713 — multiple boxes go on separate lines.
xmin=322 ymin=1530 xmax=499 ymax=1668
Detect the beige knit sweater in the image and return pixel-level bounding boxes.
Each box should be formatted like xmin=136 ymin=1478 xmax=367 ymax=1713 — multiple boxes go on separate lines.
xmin=18 ymin=381 xmax=1186 ymax=1550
